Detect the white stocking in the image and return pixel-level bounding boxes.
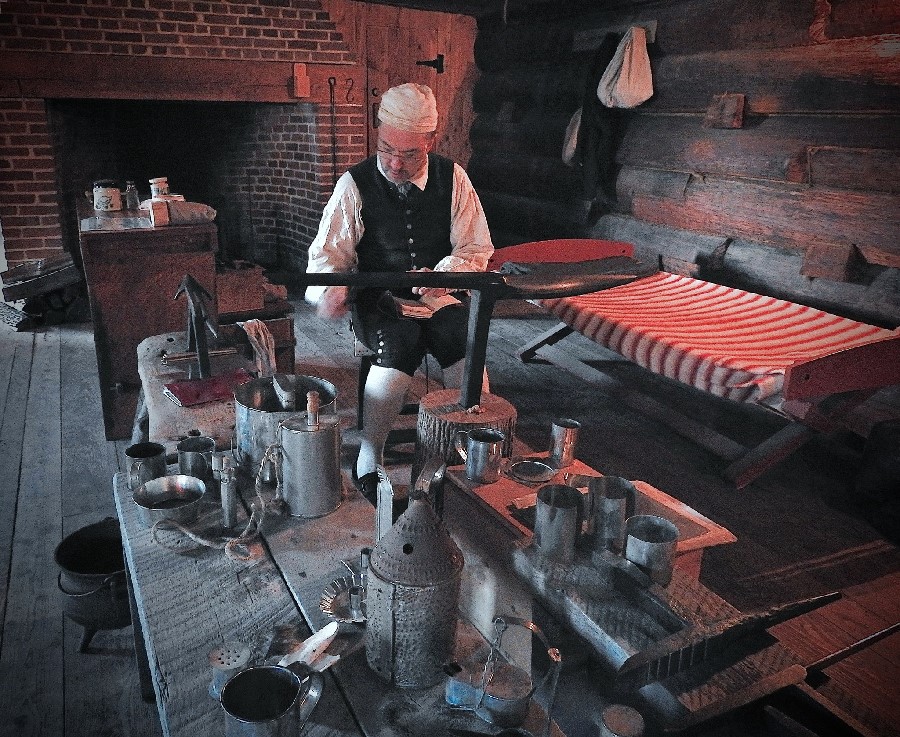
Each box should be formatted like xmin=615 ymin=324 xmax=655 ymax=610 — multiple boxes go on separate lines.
xmin=356 ymin=365 xmax=412 ymax=478
xmin=441 ymin=359 xmax=490 ymax=395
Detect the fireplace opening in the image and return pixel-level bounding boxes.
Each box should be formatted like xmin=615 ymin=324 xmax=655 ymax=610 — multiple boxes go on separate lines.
xmin=47 ymin=98 xmax=324 ymax=270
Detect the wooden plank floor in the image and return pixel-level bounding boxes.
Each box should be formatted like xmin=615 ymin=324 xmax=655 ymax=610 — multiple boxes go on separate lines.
xmin=0 ymin=300 xmax=897 ymax=736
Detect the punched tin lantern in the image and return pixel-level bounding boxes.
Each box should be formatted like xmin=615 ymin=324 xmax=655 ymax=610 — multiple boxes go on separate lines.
xmin=365 ymin=493 xmax=464 ymax=688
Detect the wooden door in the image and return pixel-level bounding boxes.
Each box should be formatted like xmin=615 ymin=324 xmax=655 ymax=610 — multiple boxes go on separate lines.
xmin=362 ymin=5 xmax=478 ymax=166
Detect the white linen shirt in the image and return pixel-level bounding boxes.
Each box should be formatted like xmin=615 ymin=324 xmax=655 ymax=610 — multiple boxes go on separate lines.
xmin=305 ymin=157 xmax=493 ymax=305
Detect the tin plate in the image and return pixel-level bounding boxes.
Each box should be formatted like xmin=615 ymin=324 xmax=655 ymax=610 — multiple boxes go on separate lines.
xmin=507 ymin=458 xmax=556 ymax=484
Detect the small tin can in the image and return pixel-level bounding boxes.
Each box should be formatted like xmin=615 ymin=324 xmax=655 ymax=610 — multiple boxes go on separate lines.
xmin=149 ymin=177 xmax=169 ymax=197
xmin=92 ymin=180 xmax=122 ymax=211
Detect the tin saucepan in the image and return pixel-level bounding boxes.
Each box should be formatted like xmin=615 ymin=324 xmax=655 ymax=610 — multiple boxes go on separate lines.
xmin=132 ymin=474 xmax=206 ymax=528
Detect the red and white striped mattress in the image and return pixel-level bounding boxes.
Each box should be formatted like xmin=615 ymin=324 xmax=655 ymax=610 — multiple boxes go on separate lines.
xmin=539 ymin=271 xmax=898 ymax=406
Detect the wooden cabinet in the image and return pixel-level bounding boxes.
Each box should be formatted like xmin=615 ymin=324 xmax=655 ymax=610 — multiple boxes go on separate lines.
xmin=78 ymin=219 xmax=218 ymax=440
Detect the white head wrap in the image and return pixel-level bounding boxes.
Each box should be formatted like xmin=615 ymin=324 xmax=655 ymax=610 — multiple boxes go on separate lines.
xmin=378 ymin=83 xmax=438 ymax=133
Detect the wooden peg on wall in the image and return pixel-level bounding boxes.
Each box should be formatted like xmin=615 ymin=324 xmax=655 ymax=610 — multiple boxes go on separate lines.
xmin=703 ymin=93 xmax=745 ymax=129
xmin=292 ymin=63 xmax=311 ymax=98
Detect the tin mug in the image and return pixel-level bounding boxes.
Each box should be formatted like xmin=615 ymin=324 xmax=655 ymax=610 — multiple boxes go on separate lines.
xmin=624 ymin=514 xmax=679 ymax=586
xmin=177 ymin=436 xmax=216 ymax=488
xmin=454 ymin=428 xmax=505 ymax=484
xmin=597 ymin=704 xmax=645 ymax=737
xmin=548 ymin=418 xmax=581 ymax=469
xmin=220 ymin=663 xmax=323 ymax=737
xmin=588 ymin=476 xmax=637 ymax=554
xmin=534 ymin=483 xmax=584 ymax=564
xmin=125 ymin=441 xmax=167 ymax=491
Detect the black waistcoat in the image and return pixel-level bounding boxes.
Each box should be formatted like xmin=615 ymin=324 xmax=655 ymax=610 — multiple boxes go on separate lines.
xmin=350 ymin=154 xmax=454 ymax=279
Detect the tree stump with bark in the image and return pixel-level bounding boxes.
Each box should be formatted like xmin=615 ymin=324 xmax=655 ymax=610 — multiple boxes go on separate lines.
xmin=412 ymin=389 xmax=517 ymax=486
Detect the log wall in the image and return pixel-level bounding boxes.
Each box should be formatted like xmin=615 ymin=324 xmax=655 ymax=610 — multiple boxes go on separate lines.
xmin=470 ymin=0 xmax=900 ymax=325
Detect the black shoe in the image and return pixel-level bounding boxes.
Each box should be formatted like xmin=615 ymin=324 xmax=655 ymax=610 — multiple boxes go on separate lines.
xmin=355 ymin=471 xmax=380 ymax=506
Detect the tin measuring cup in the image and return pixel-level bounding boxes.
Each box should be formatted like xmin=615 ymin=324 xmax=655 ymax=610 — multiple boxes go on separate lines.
xmin=220 ymin=662 xmax=323 ymax=737
xmin=588 ymin=476 xmax=637 ymax=554
xmin=548 ymin=417 xmax=581 ymax=469
xmin=624 ymin=514 xmax=679 ymax=586
xmin=454 ymin=428 xmax=506 ymax=484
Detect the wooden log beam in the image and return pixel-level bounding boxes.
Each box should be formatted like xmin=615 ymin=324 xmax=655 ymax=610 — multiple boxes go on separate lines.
xmin=646 ymin=36 xmax=900 ymax=114
xmin=617 ymin=165 xmax=900 ymax=268
xmin=593 ymin=214 xmax=900 ymax=327
xmin=618 ymin=115 xmax=900 ymax=184
xmin=808 ymin=146 xmax=900 ymax=193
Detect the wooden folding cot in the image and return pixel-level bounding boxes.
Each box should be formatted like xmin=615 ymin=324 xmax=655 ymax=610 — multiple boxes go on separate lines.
xmin=490 ymin=239 xmax=900 ymax=487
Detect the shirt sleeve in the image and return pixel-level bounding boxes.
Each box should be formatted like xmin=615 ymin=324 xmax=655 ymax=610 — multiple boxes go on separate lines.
xmin=433 ymin=163 xmax=494 ymax=274
xmin=304 ymin=171 xmax=365 ymax=305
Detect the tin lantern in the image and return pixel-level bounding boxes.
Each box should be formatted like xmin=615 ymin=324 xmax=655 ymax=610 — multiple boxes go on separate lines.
xmin=365 ymin=492 xmax=464 ymax=688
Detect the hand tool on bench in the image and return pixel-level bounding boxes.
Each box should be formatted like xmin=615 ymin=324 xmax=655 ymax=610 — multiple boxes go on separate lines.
xmin=173 ymin=273 xmax=217 ymax=379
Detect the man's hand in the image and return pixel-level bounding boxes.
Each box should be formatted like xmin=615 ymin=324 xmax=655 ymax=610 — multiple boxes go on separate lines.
xmin=410 ymin=267 xmax=450 ymax=299
xmin=316 ymin=285 xmax=350 ymax=319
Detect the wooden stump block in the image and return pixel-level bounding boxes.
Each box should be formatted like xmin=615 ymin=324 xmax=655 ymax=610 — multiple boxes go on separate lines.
xmin=412 ymin=389 xmax=517 ymax=486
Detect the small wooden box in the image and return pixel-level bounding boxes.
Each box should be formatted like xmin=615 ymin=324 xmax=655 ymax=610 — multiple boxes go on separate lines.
xmin=216 ymin=263 xmax=265 ymax=315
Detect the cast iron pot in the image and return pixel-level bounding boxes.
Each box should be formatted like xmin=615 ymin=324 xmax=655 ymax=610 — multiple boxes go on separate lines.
xmin=55 ymin=517 xmax=131 ymax=652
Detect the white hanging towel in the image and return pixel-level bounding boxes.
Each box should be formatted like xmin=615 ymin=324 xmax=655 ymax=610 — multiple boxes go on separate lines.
xmin=596 ymin=26 xmax=653 ymax=108
xmin=238 ymin=319 xmax=277 ymax=377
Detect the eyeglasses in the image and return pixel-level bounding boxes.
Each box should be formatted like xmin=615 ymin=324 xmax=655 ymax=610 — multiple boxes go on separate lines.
xmin=376 ymin=145 xmax=427 ymax=164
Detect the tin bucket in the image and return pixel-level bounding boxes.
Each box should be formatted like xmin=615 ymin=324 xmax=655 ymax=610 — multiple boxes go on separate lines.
xmin=233 ymin=375 xmax=336 ymax=475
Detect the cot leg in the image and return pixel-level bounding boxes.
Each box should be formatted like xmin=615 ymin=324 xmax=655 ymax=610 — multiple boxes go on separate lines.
xmin=517 ymin=323 xmax=574 ymax=362
xmin=723 ymin=423 xmax=815 ymax=489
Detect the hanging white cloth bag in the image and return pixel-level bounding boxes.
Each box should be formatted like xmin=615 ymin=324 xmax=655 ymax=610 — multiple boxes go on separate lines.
xmin=596 ymin=26 xmax=653 ymax=108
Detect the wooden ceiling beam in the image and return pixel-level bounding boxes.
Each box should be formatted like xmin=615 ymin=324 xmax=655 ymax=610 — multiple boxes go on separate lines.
xmin=0 ymin=50 xmax=364 ymax=105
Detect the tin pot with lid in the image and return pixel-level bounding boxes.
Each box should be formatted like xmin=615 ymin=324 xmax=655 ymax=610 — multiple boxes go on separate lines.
xmin=277 ymin=390 xmax=342 ymax=518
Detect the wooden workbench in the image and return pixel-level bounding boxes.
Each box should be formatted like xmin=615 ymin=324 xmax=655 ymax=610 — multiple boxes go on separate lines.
xmin=113 ymin=469 xmax=562 ymax=737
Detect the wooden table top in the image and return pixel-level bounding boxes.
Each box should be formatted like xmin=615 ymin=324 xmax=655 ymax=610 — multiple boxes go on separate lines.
xmin=113 ymin=469 xmax=563 ymax=737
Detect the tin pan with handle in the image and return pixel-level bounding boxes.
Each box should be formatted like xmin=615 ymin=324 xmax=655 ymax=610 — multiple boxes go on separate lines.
xmin=445 ymin=616 xmax=562 ymax=735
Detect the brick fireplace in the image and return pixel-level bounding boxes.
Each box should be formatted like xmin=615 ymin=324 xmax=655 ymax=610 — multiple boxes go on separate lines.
xmin=0 ymin=0 xmax=367 ymax=271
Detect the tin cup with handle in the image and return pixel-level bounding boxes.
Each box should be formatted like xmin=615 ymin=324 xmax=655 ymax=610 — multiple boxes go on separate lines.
xmin=125 ymin=441 xmax=167 ymax=491
xmin=176 ymin=435 xmax=216 ymax=489
xmin=454 ymin=428 xmax=506 ymax=484
xmin=220 ymin=662 xmax=323 ymax=737
xmin=624 ymin=514 xmax=679 ymax=586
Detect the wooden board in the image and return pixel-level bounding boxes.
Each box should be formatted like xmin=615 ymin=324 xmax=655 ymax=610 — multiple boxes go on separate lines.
xmin=617 ymin=165 xmax=900 ymax=268
xmin=0 ymin=330 xmax=64 ymax=734
xmin=112 ymin=472 xmax=361 ymax=737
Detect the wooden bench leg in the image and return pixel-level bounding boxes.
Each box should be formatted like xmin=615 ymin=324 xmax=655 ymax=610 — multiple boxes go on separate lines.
xmin=125 ymin=567 xmax=156 ymax=703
